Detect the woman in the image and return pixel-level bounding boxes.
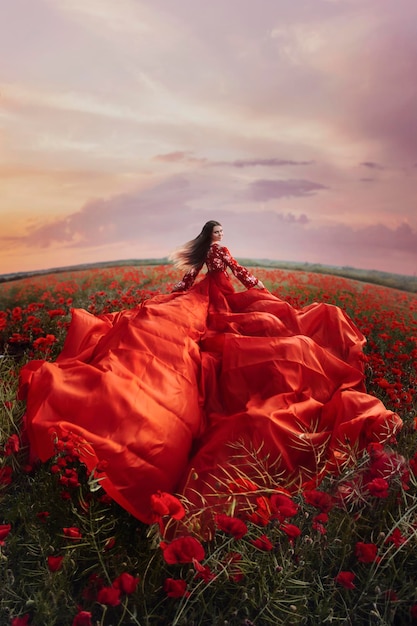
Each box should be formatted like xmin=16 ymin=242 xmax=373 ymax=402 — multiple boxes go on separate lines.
xmin=170 ymin=220 xmax=264 ymax=292
xmin=19 ymin=221 xmax=401 ymax=524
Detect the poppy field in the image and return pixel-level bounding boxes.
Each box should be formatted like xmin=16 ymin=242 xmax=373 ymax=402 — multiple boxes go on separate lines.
xmin=1 ymin=264 xmax=417 ymax=626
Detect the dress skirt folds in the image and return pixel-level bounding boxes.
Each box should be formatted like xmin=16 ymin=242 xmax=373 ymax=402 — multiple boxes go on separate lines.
xmin=19 ymin=272 xmax=401 ymax=524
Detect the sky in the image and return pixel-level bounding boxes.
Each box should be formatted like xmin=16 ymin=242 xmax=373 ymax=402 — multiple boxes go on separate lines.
xmin=1 ymin=0 xmax=416 ymax=277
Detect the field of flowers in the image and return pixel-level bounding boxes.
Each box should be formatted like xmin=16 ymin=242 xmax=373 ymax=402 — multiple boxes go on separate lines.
xmin=0 ymin=264 xmax=417 ymax=626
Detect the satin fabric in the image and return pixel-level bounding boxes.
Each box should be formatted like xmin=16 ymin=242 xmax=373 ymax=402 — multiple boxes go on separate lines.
xmin=19 ymin=273 xmax=401 ymax=523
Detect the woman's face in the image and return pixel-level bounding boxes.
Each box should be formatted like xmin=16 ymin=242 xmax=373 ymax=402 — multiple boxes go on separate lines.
xmin=211 ymin=224 xmax=223 ymax=243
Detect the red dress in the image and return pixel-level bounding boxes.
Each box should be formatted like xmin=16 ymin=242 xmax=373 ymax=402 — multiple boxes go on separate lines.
xmin=19 ymin=244 xmax=401 ymax=523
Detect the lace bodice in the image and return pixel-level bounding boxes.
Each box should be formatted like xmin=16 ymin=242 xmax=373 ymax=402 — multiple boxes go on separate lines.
xmin=173 ymin=243 xmax=259 ymax=291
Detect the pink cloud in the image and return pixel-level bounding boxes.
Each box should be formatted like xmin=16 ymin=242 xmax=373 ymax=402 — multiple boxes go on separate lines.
xmin=224 ymin=211 xmax=417 ymax=275
xmin=215 ymin=158 xmax=314 ymax=168
xmin=332 ymin=5 xmax=417 ymax=163
xmin=248 ymin=179 xmax=328 ymax=201
xmin=3 ymin=176 xmax=415 ymax=275
xmin=153 ymin=152 xmax=208 ymax=166
xmin=153 ymin=153 xmax=313 ymax=169
xmin=6 ymin=177 xmax=198 ymax=250
xmin=154 ymin=151 xmax=191 ymax=162
xmin=360 ymin=162 xmax=384 ymax=171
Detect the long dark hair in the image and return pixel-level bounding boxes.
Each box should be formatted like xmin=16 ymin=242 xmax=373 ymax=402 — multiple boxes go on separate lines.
xmin=170 ymin=220 xmax=221 ymax=270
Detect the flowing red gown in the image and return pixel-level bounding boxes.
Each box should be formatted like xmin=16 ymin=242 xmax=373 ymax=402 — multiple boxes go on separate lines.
xmin=19 ymin=244 xmax=401 ymax=523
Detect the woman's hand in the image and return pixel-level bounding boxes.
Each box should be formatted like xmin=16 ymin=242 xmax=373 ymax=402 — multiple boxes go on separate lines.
xmin=256 ymin=280 xmax=265 ymax=289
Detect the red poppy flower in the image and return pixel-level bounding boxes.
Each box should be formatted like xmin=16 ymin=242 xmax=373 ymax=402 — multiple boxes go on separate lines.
xmin=251 ymin=534 xmax=274 ymax=551
xmin=367 ymin=444 xmax=405 ymax=481
xmin=312 ymin=513 xmax=328 ymax=534
xmin=385 ymin=528 xmax=406 ymax=548
xmin=55 ymin=440 xmax=67 ymax=453
xmin=97 ymin=586 xmax=121 ymax=606
xmin=162 ymin=536 xmax=205 ymax=564
xmin=335 ymin=571 xmax=356 ymax=589
xmin=81 ymin=573 xmax=105 ymax=601
xmin=335 ymin=481 xmax=356 ymax=505
xmin=4 ymin=433 xmax=20 ymax=455
xmin=303 ymin=489 xmax=334 ymax=513
xmin=63 ymin=527 xmax=82 ymax=539
xmin=112 ymin=572 xmax=139 ymax=595
xmin=0 ymin=315 xmax=7 ymax=332
xmin=11 ymin=615 xmax=31 ymax=626
xmin=32 ymin=334 xmax=57 ymax=352
xmin=193 ymin=559 xmax=215 ymax=583
xmin=248 ymin=496 xmax=271 ymax=526
xmin=0 ymin=523 xmax=11 ymax=543
xmin=224 ymin=552 xmax=244 ymax=583
xmin=36 ymin=511 xmax=50 ymax=522
xmin=281 ymin=523 xmax=301 ymax=541
xmin=47 ymin=555 xmax=64 ymax=572
xmin=355 ymin=542 xmax=379 ymax=563
xmin=376 ymin=377 xmax=391 ymax=390
xmin=48 ymin=308 xmax=66 ymax=318
xmin=59 ymin=468 xmax=80 ymax=489
xmin=409 ymin=451 xmax=417 ymax=475
xmin=401 ymin=468 xmax=410 ymax=491
xmin=150 ymin=491 xmax=185 ymax=520
xmin=366 ymin=477 xmax=389 ymax=498
xmin=8 ymin=332 xmax=28 ymax=344
xmin=72 ymin=610 xmax=93 ymax=626
xmin=104 ymin=537 xmax=116 ymax=551
xmin=215 ymin=514 xmax=248 ymax=539
xmin=410 ymin=603 xmax=417 ymax=619
xmin=270 ymin=493 xmax=299 ymax=520
xmin=11 ymin=306 xmax=22 ymax=321
xmin=163 ymin=577 xmax=190 ymax=598
xmin=0 ymin=466 xmax=13 ymax=485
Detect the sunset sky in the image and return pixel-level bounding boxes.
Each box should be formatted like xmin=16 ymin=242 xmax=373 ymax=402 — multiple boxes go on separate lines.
xmin=1 ymin=0 xmax=416 ymax=276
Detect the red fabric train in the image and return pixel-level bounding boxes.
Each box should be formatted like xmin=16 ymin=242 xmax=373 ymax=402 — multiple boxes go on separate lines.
xmin=19 ymin=245 xmax=401 ymax=523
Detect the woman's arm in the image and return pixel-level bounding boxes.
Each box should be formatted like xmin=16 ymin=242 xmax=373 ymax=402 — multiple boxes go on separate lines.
xmin=221 ymin=247 xmax=264 ymax=289
xmin=172 ymin=263 xmax=204 ymax=292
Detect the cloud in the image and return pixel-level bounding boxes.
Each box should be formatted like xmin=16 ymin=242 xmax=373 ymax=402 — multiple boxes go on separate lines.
xmin=329 ymin=221 xmax=417 ymax=255
xmin=1 ymin=174 xmax=415 ymax=276
xmin=154 ymin=151 xmax=192 ymax=163
xmin=247 ymin=178 xmax=328 ymax=201
xmin=13 ymin=177 xmax=197 ymax=249
xmin=153 ymin=151 xmax=208 ymax=165
xmin=360 ymin=162 xmax=385 ymax=170
xmin=329 ymin=2 xmax=417 ymax=163
xmin=153 ymin=153 xmax=313 ymax=169
xmin=299 ymin=221 xmax=417 ymax=275
xmin=225 ymin=211 xmax=417 ymax=275
xmin=215 ymin=158 xmax=314 ymax=168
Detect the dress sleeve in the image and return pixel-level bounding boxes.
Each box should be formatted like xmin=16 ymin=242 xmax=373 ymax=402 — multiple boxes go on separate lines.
xmin=221 ymin=247 xmax=259 ymax=289
xmin=172 ymin=264 xmax=204 ymax=292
